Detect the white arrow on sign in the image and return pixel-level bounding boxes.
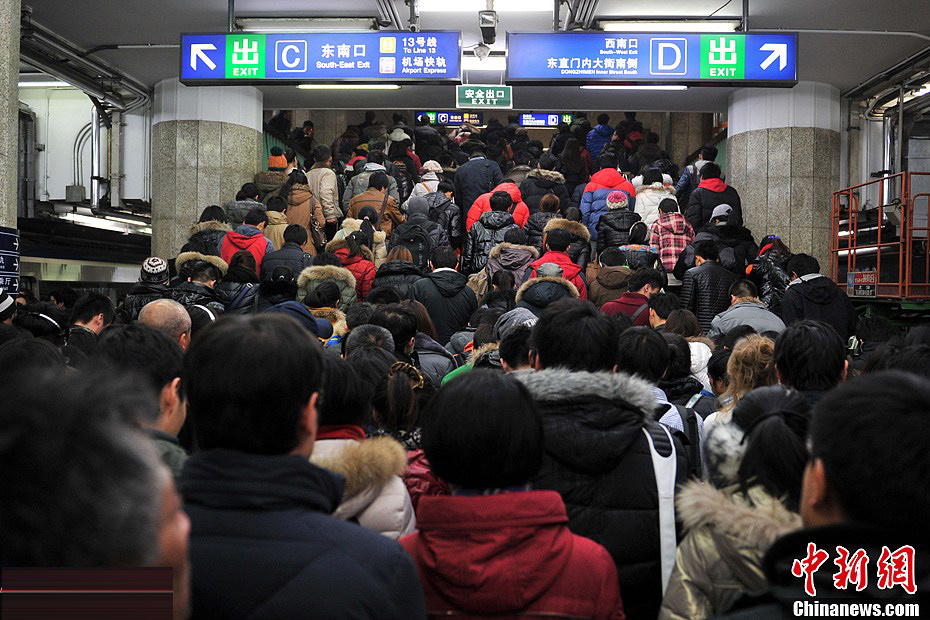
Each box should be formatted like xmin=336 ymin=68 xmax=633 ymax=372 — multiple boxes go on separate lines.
xmin=191 ymin=43 xmax=217 ymax=71
xmin=759 ymin=43 xmax=788 ymax=71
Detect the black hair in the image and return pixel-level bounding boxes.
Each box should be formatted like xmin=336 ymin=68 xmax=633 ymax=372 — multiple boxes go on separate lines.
xmin=199 ymin=205 xmax=228 ymax=224
xmin=368 ymin=171 xmax=390 ymax=191
xmin=905 ymin=324 xmax=930 ymax=347
xmin=13 ymin=302 xmax=69 ymax=347
xmin=267 ymin=196 xmax=287 ymax=213
xmin=371 ymin=361 xmax=429 ymax=434
xmin=628 ymin=268 xmax=664 ymax=293
xmin=665 ymin=309 xmax=701 ymax=338
xmin=774 ymin=320 xmax=846 ymax=390
xmin=304 ymin=281 xmax=341 ymax=309
xmin=700 ymin=145 xmax=718 ymax=161
xmin=886 ymin=345 xmax=930 ymax=379
xmin=284 ymin=147 xmax=297 ymax=163
xmin=345 ymin=302 xmax=375 ymax=330
xmin=545 ymin=227 xmax=572 ymax=252
xmin=810 ymin=371 xmax=930 ymax=532
xmin=430 ymin=246 xmax=458 ymax=270
xmin=615 ymin=326 xmax=670 ymax=383
xmin=648 ymin=292 xmax=679 ymax=320
xmin=283 ymin=224 xmax=308 ymax=246
xmin=47 ymin=289 xmax=77 ymax=311
xmin=629 ymin=221 xmax=649 ymax=245
xmin=645 ymin=132 xmax=659 ymax=144
xmin=599 ymin=247 xmax=627 ymax=267
xmin=720 ymin=324 xmax=757 ymax=350
xmin=563 ymin=206 xmax=582 ymax=222
xmin=658 ymin=198 xmax=679 ymax=214
xmin=313 ymin=252 xmax=342 ymax=267
xmin=313 ymin=144 xmax=332 ymax=163
xmin=489 ymin=190 xmax=513 ymax=212
xmin=345 ymin=345 xmax=397 ymax=399
xmin=244 ymin=209 xmax=268 ymax=227
xmin=437 ymin=180 xmax=454 ymax=194
xmin=597 ymin=113 xmax=610 ymax=125
xmin=855 ymin=316 xmax=897 ymax=343
xmin=503 ymin=228 xmax=528 ymax=245
xmin=366 ymin=150 xmax=386 ymax=167
xmin=499 ymin=324 xmax=532 ymax=369
xmin=366 ymin=286 xmax=403 ymax=305
xmin=597 ymin=152 xmax=618 ymax=171
xmin=93 ymin=324 xmax=184 ymax=404
xmin=707 ymin=348 xmax=731 ymax=385
xmin=318 ymin=355 xmax=368 ymax=426
xmin=530 ymin=299 xmax=619 ymax=372
xmin=238 ymin=182 xmax=260 ymax=200
xmin=71 ymin=292 xmax=115 ymax=326
xmin=662 ymin=332 xmax=692 ymax=380
xmin=0 ymin=336 xmax=66 ymax=375
xmin=187 ymin=261 xmax=221 ymax=284
xmin=183 ymin=315 xmax=323 ymax=454
xmin=369 ymin=304 xmax=417 ymax=354
xmin=699 ymin=162 xmax=722 ymax=180
xmin=694 ymin=240 xmax=719 ymax=261
xmin=422 ymin=370 xmax=543 ymax=489
xmin=642 ymin=168 xmax=663 ymax=185
xmin=731 ymin=385 xmax=811 ymax=512
xmin=730 ymin=279 xmax=758 ymax=299
xmin=787 ymin=253 xmax=820 ymax=277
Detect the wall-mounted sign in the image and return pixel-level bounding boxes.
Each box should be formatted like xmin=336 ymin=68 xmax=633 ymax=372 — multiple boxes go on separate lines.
xmin=520 ymin=113 xmax=573 ymax=127
xmin=456 ymin=84 xmax=513 ymax=109
xmin=0 ymin=226 xmax=19 ymax=294
xmin=416 ymin=111 xmax=484 ymax=125
xmin=850 ymin=271 xmax=877 ymax=298
xmin=506 ymin=32 xmax=797 ymax=85
xmin=181 ymin=32 xmax=461 ymax=84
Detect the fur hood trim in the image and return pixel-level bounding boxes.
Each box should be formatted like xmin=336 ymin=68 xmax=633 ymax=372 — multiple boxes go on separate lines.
xmin=175 ymin=251 xmax=229 ymax=275
xmin=637 ymin=182 xmax=675 ymax=195
xmin=703 ymin=420 xmax=747 ymax=489
xmin=339 ymin=218 xmax=387 ymax=243
xmin=288 ymin=183 xmax=312 ymax=193
xmin=488 ymin=242 xmax=539 ymax=261
xmin=467 ymin=342 xmax=500 ymax=365
xmin=676 ymin=481 xmax=802 ymax=548
xmin=311 ymin=436 xmax=407 ymax=500
xmin=324 ymin=237 xmax=376 ymax=263
xmin=297 ymin=265 xmax=357 ymax=291
xmin=544 ymin=217 xmax=591 ymax=242
xmin=188 ymin=220 xmax=231 ymax=236
xmin=515 ymin=275 xmax=579 ymax=302
xmin=310 ymin=307 xmax=348 ymax=336
xmin=514 ymin=368 xmax=657 ymax=420
xmin=526 ymin=168 xmax=566 ymax=184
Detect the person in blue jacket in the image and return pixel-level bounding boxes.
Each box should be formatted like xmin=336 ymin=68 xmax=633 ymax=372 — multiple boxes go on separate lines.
xmin=586 ymin=113 xmax=614 ymax=159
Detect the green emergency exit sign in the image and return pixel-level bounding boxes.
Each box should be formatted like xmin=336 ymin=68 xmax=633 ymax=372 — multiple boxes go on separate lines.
xmin=456 ymin=84 xmax=513 ymax=109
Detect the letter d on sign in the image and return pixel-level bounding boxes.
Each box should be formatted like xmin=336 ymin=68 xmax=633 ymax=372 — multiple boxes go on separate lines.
xmin=658 ymin=43 xmax=681 ymax=71
xmin=649 ymin=38 xmax=687 ymax=76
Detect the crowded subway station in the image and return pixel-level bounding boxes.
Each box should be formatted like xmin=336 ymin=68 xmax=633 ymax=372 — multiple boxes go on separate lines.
xmin=3 ymin=0 xmax=930 ymax=617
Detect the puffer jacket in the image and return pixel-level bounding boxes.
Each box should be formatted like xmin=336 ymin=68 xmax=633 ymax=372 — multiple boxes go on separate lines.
xmin=214 ymin=281 xmax=259 ymax=314
xmin=342 ymin=164 xmax=401 ymax=211
xmin=466 ymin=182 xmax=530 ymax=231
xmin=260 ymin=243 xmax=313 ymax=281
xmin=515 ymin=369 xmax=687 ymax=620
xmin=254 ymin=278 xmax=298 ymax=313
xmin=118 ymin=282 xmax=169 ymax=323
xmin=453 ymin=156 xmax=504 ymax=214
xmin=515 ymin=276 xmax=579 ymax=316
xmin=707 ymin=300 xmax=787 ymax=340
xmin=413 ymin=332 xmax=458 ymax=388
xmin=424 ymin=191 xmax=462 ymax=249
xmin=296 ymin=265 xmax=357 ymax=311
xmin=596 ymin=208 xmax=642 ymax=254
xmin=390 ymin=214 xmax=448 ymax=260
xmin=716 ymin=225 xmax=759 ymax=275
xmin=580 ymin=168 xmax=637 ymax=240
xmin=311 ymin=435 xmax=416 ymax=540
xmin=466 ymin=242 xmax=539 ymax=299
xmin=373 ymin=260 xmax=422 ymax=299
xmin=543 ymin=218 xmax=592 ymax=273
xmin=748 ymin=248 xmax=790 ymax=316
xmin=636 ymin=183 xmax=677 ymax=228
xmin=619 ymin=244 xmax=664 ymax=272
xmin=286 ymin=185 xmax=325 ymax=255
xmin=680 ymin=261 xmax=739 ymax=332
xmin=169 ymin=281 xmax=226 ymax=316
xmin=331 ymin=218 xmax=388 ymax=267
xmin=402 ymin=450 xmax=449 ymax=512
xmin=658 ymin=375 xmax=718 ymax=419
xmin=462 ymin=211 xmax=521 ymax=275
xmin=223 ymin=198 xmax=265 ymax=227
xmin=586 ymin=123 xmax=614 ymax=158
xmin=329 ymin=241 xmax=376 ymax=301
xmin=403 ymin=172 xmax=441 ymax=208
xmin=263 ymin=210 xmax=290 ymax=250
xmin=412 ymin=270 xmax=479 ymax=346
xmin=186 ymin=221 xmax=231 ymax=256
xmin=525 ymin=210 xmax=560 ymax=252
xmin=519 ymin=168 xmax=571 ymax=215
xmin=588 ymin=265 xmax=633 ymax=308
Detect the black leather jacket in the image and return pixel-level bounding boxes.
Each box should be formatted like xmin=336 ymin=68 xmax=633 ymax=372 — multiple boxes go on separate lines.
xmin=750 ymin=250 xmax=790 ymax=316
xmin=596 ymin=209 xmax=642 ymax=254
xmin=462 ymin=211 xmax=520 ymax=275
xmin=118 ymin=282 xmax=169 ymax=323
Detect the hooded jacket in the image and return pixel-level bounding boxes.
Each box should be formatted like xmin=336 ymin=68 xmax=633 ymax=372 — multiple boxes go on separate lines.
xmin=413 ymin=332 xmax=458 ymax=388
xmin=306 ymin=163 xmax=341 ymax=221
xmin=462 ymin=210 xmax=521 ymax=275
xmin=529 ymin=250 xmax=587 ymax=299
xmin=223 ymin=198 xmax=265 ymax=227
xmin=708 ymin=300 xmax=787 ymax=339
xmin=401 ymin=491 xmax=625 ymax=620
xmin=342 ymin=163 xmax=401 ymax=210
xmin=466 ymin=242 xmax=539 ymax=299
xmin=332 ymin=218 xmax=388 ymax=267
xmin=581 ymin=168 xmax=637 ymax=240
xmin=466 ymin=182 xmax=531 ymax=231
xmin=328 ymin=239 xmax=376 ymax=301
xmin=297 ymin=264 xmax=357 ymax=311
xmin=424 ymin=191 xmax=462 ymax=249
xmin=219 ymin=225 xmax=275 ymax=274
xmin=636 ymin=182 xmax=677 ymax=229
xmin=311 ymin=435 xmax=416 ymax=540
xmin=515 ymin=369 xmax=687 ymax=620
xmin=586 ymin=123 xmax=614 ymax=158
xmin=515 ymin=276 xmax=580 ymax=316
xmin=519 ymin=168 xmax=572 ymax=215
xmin=589 ymin=265 xmax=633 ymax=308
xmin=263 ymin=210 xmax=290 ymax=250
xmin=254 ymin=277 xmax=298 ymax=313
xmin=260 ymin=242 xmax=313 ymax=282
xmin=685 ymin=179 xmax=743 ymax=231
xmin=403 ymin=171 xmax=441 ymax=207
xmin=680 ymin=261 xmax=740 ymax=332
xmin=781 ymin=274 xmax=857 ymax=340
xmin=413 ymin=269 xmax=479 ymax=346
xmin=179 ymin=449 xmax=425 ymax=620
xmin=186 ymin=220 xmax=231 ymax=257
xmin=715 ymin=224 xmax=759 ymax=275
xmin=253 ymin=169 xmax=286 ymax=202
xmin=286 ymin=184 xmax=325 ymax=254
xmin=373 ymin=260 xmax=422 ymax=299
xmin=454 ymin=156 xmax=504 ymax=215
xmin=597 ymin=208 xmax=642 ymax=254
xmin=390 ymin=196 xmax=449 ymax=260
xmin=525 ymin=210 xmax=560 ymax=252
xmin=544 ymin=218 xmax=592 ymax=273
xmin=118 ymin=282 xmax=169 ymax=323
xmin=214 ymin=280 xmax=259 ymax=314
xmin=748 ymin=248 xmax=790 ymax=316
xmin=650 ymin=212 xmax=695 ymax=274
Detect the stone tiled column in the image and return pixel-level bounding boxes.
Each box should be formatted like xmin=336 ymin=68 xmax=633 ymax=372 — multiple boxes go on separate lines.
xmin=151 ymin=79 xmax=263 ymax=259
xmin=0 ymin=0 xmax=20 ymax=228
xmin=727 ymin=82 xmax=841 ymax=269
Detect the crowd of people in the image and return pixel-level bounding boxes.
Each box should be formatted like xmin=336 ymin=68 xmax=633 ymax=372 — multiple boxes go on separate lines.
xmin=2 ymin=109 xmax=928 ymax=619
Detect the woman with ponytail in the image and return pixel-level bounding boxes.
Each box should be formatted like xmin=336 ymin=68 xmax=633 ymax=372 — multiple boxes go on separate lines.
xmin=659 ymin=385 xmax=810 ymax=619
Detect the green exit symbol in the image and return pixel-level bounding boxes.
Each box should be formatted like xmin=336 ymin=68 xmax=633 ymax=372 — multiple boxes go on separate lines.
xmin=226 ymin=35 xmax=265 ymax=79
xmin=700 ymin=35 xmax=744 ymax=80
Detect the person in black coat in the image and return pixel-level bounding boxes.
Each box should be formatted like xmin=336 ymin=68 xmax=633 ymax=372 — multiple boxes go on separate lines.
xmin=214 ymin=252 xmax=260 ymax=314
xmin=525 ymin=194 xmax=562 ymax=253
xmin=680 ymin=240 xmax=739 ymax=332
xmin=781 ymin=254 xmax=857 ymax=341
xmin=412 ymin=247 xmax=479 ymax=346
xmin=748 ymin=235 xmax=792 ymax=316
xmin=373 ymin=248 xmax=423 ymax=300
xmin=596 ymin=190 xmax=641 ymax=254
xmin=390 ymin=196 xmax=448 ymax=266
xmin=260 ymin=225 xmax=314 ymax=281
xmin=685 ymin=162 xmax=743 ymax=230
xmin=462 ymin=192 xmax=521 ymax=276
xmin=178 ymin=315 xmax=425 ymax=620
xmin=453 ymin=147 xmax=504 ymax=216
xmin=425 ymin=183 xmax=462 ymax=249
xmin=170 ymin=255 xmax=228 ymax=317
xmin=118 ymin=257 xmax=171 ymax=323
xmin=519 ymin=155 xmax=571 ymax=215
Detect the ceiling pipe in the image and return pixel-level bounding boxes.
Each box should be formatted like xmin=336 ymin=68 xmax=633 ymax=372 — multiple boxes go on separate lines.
xmin=768 ymin=28 xmax=930 ymax=43
xmin=562 ymin=0 xmax=579 ymax=30
xmin=741 ymin=0 xmax=748 ymax=31
xmin=582 ymin=0 xmax=601 ymax=30
xmin=408 ymin=0 xmax=420 ymax=32
xmin=20 ymin=44 xmax=127 ymax=108
xmin=228 ymin=0 xmax=235 ymax=32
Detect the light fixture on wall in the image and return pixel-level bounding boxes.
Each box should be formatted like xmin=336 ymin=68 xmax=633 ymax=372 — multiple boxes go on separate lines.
xmin=419 ymin=0 xmax=551 ymax=12
xmin=235 ymin=17 xmax=379 ymax=33
xmin=296 ymin=84 xmax=401 ymax=90
xmin=598 ymin=20 xmax=741 ymax=32
xmin=580 ymin=85 xmax=689 ymax=90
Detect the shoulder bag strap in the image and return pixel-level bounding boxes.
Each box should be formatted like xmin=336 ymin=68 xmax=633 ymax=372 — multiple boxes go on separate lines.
xmin=642 ymin=423 xmax=678 ymax=595
xmin=378 ymin=191 xmax=390 ymax=227
xmin=630 ymin=301 xmax=649 ymax=323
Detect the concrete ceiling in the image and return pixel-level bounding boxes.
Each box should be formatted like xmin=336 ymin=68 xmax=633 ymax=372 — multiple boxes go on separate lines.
xmin=21 ymin=0 xmax=930 ymax=112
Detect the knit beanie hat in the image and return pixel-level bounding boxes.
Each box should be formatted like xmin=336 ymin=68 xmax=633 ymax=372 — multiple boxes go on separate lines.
xmin=421 ymin=160 xmax=443 ymax=174
xmin=267 ymin=146 xmax=287 ymax=170
xmin=140 ymin=257 xmax=169 ymax=285
xmin=606 ymin=191 xmax=629 ymax=210
xmin=536 ymin=262 xmax=564 ymax=278
xmin=494 ymin=307 xmax=538 ymax=340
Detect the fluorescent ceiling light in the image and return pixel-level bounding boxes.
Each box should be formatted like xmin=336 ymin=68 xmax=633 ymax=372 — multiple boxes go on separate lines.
xmin=600 ymin=20 xmax=741 ymax=32
xmin=296 ymin=84 xmax=401 ymax=90
xmin=462 ymin=56 xmax=506 ymax=71
xmin=580 ymin=85 xmax=689 ymax=90
xmin=420 ymin=0 xmax=551 ymax=12
xmin=59 ymin=212 xmax=135 ymax=233
xmin=18 ymin=80 xmax=71 ymax=88
xmin=236 ymin=17 xmax=378 ymax=33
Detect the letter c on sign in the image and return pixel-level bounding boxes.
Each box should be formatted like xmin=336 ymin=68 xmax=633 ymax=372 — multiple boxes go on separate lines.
xmin=282 ymin=44 xmax=301 ymax=69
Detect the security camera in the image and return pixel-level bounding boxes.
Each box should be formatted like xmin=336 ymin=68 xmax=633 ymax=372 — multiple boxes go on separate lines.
xmin=478 ymin=10 xmax=498 ymax=45
xmin=474 ymin=43 xmax=491 ymax=60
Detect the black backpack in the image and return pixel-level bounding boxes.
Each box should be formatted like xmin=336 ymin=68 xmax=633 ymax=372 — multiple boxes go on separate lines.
xmin=396 ymin=224 xmax=432 ymax=271
xmin=676 ymin=164 xmax=701 ymax=205
xmin=665 ymin=403 xmax=703 ymax=479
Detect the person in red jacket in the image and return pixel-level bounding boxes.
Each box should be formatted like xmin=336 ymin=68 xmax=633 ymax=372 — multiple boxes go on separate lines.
xmin=528 ymin=227 xmax=588 ymax=299
xmin=466 ymin=181 xmax=531 ymax=231
xmin=219 ymin=209 xmax=275 ymax=276
xmin=601 ymin=267 xmax=665 ymax=326
xmin=327 ymin=235 xmax=375 ymax=301
xmin=401 ymin=370 xmax=625 ymax=620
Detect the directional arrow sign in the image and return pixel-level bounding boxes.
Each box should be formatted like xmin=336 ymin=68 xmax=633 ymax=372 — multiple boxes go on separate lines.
xmin=191 ymin=43 xmax=217 ymax=71
xmin=759 ymin=43 xmax=788 ymax=71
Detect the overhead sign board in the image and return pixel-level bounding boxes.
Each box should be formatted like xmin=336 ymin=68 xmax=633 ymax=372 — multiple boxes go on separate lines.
xmin=181 ymin=32 xmax=461 ymax=84
xmin=520 ymin=113 xmax=573 ymax=127
xmin=456 ymin=84 xmax=512 ymax=109
xmin=416 ymin=111 xmax=484 ymax=126
xmin=506 ymin=32 xmax=797 ymax=85
xmin=850 ymin=271 xmax=877 ymax=298
xmin=0 ymin=226 xmax=20 ymax=294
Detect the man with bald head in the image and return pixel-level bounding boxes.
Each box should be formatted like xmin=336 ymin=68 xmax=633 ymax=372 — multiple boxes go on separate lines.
xmin=140 ymin=299 xmax=193 ymax=351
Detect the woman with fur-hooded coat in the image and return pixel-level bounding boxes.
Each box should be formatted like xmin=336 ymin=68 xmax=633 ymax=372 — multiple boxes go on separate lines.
xmin=519 ymin=168 xmax=571 ymax=215
xmin=467 ymin=241 xmax=539 ymax=300
xmin=543 ymin=217 xmax=591 ymax=272
xmin=331 ymin=217 xmax=388 ymax=267
xmin=296 ymin=264 xmax=357 ymax=311
xmin=185 ymin=220 xmax=232 ymax=256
